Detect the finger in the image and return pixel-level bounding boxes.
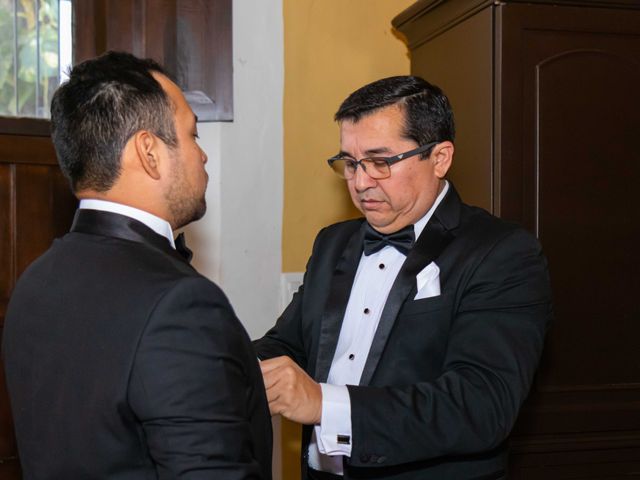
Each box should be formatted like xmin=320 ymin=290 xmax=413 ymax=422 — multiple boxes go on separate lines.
xmin=260 ymin=368 xmax=278 ymax=389
xmin=259 ymin=355 xmax=294 ymax=374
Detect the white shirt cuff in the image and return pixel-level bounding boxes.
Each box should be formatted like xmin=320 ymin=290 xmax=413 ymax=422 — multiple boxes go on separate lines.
xmin=314 ymin=383 xmax=352 ymax=456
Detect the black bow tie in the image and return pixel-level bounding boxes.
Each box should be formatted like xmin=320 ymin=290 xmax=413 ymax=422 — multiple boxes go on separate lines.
xmin=363 ymin=223 xmax=415 ymax=256
xmin=174 ymin=233 xmax=193 ymax=262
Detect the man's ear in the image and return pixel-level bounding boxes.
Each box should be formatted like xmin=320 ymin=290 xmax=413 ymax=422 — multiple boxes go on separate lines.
xmin=432 ymin=141 xmax=454 ymax=178
xmin=133 ymin=130 xmax=162 ymax=180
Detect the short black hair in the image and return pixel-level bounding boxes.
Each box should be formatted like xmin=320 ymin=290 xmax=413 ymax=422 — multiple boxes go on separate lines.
xmin=335 ymin=76 xmax=455 ymax=157
xmin=51 ymin=51 xmax=178 ymax=192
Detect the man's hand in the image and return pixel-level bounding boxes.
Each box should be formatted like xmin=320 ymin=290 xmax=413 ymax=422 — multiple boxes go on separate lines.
xmin=260 ymin=356 xmax=322 ymax=425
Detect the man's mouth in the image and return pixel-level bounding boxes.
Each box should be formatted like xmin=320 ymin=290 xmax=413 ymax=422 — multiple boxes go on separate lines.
xmin=359 ymin=198 xmax=383 ymax=209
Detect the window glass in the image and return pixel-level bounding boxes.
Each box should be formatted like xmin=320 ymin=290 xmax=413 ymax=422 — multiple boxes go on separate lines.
xmin=0 ymin=0 xmax=72 ymax=118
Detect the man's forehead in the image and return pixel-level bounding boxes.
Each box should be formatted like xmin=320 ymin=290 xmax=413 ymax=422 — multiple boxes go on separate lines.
xmin=339 ymin=105 xmax=405 ymax=143
xmin=151 ymin=71 xmax=192 ymax=118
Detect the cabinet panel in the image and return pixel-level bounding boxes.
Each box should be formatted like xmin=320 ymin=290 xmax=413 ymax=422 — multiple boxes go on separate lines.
xmin=499 ymin=3 xmax=640 ymax=437
xmin=537 ymin=49 xmax=640 ymax=388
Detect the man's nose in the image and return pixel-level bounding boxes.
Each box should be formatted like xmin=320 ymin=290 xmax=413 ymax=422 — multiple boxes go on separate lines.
xmin=353 ymin=163 xmax=376 ymax=191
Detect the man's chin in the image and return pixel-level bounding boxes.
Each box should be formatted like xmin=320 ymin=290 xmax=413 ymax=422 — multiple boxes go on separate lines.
xmin=364 ymin=215 xmax=390 ymax=230
xmin=193 ymin=200 xmax=207 ymax=222
xmin=173 ymin=200 xmax=207 ymax=229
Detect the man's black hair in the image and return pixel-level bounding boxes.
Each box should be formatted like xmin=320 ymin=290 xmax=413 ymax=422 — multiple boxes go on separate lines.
xmin=335 ymin=75 xmax=455 ymax=157
xmin=51 ymin=51 xmax=178 ymax=192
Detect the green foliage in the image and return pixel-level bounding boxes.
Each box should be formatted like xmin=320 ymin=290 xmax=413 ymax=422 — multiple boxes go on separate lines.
xmin=0 ymin=0 xmax=60 ymax=118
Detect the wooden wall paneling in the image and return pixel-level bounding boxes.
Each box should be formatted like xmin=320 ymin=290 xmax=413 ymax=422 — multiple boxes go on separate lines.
xmin=15 ymin=166 xmax=64 ymax=276
xmin=0 ymin=136 xmax=59 ymax=167
xmin=0 ymin=334 xmax=19 ymax=475
xmin=145 ymin=0 xmax=178 ymax=76
xmin=73 ymin=0 xmax=232 ymax=121
xmin=176 ymin=0 xmax=233 ymax=121
xmin=74 ymin=0 xmax=175 ymax=63
xmin=0 ymin=165 xmax=13 ymax=326
xmin=50 ymin=170 xmax=77 ymax=243
xmin=0 ymin=164 xmax=16 ymax=477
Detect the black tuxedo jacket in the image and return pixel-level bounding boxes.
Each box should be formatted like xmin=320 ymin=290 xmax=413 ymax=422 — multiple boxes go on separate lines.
xmin=255 ymin=184 xmax=552 ymax=480
xmin=3 ymin=209 xmax=272 ymax=480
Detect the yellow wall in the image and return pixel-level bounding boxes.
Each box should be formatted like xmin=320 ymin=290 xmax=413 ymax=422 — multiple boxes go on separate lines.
xmin=281 ymin=1 xmax=413 ymax=478
xmin=283 ymin=0 xmax=414 ymax=272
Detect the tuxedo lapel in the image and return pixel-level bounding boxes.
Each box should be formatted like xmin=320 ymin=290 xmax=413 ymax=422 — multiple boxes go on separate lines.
xmin=70 ymin=209 xmax=190 ymax=265
xmin=313 ymin=222 xmax=366 ymax=382
xmin=359 ymin=185 xmax=461 ymax=386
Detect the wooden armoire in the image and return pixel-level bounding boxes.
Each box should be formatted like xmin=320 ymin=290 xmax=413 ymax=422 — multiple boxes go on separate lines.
xmin=393 ymin=0 xmax=640 ymax=477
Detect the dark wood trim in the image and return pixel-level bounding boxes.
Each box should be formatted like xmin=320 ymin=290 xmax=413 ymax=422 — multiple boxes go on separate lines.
xmin=510 ymin=431 xmax=640 ymax=454
xmin=393 ymin=0 xmax=493 ymax=49
xmin=393 ymin=0 xmax=640 ymax=49
xmin=0 ymin=118 xmax=51 ymax=137
xmin=0 ymin=135 xmax=57 ymax=166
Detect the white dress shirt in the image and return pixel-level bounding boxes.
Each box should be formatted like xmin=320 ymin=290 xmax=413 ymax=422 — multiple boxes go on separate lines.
xmin=308 ymin=181 xmax=449 ymax=475
xmin=79 ymin=199 xmax=176 ymax=248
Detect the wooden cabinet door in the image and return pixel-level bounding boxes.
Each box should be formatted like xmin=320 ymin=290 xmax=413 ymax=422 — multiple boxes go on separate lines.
xmin=497 ymin=3 xmax=640 ymax=476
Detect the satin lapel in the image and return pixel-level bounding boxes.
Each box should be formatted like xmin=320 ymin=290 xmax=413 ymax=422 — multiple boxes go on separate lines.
xmin=313 ymin=223 xmax=366 ymax=383
xmin=359 ymin=193 xmax=459 ymax=386
xmin=70 ymin=209 xmax=190 ymax=265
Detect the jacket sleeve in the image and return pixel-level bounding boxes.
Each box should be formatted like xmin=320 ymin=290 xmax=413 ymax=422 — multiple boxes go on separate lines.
xmin=128 ymin=277 xmax=266 ymax=479
xmin=252 ymin=227 xmax=332 ymax=369
xmin=347 ymin=229 xmax=552 ymax=467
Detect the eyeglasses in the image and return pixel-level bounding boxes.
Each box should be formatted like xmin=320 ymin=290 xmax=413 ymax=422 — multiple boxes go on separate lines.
xmin=327 ymin=141 xmax=438 ymax=180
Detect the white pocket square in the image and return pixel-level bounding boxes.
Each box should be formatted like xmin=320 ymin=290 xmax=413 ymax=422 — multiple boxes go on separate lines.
xmin=414 ymin=262 xmax=441 ymax=300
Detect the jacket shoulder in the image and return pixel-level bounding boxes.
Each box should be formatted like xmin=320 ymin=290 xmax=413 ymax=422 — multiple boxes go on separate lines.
xmin=458 ymin=204 xmax=534 ymax=242
xmin=315 ymin=218 xmax=363 ymax=244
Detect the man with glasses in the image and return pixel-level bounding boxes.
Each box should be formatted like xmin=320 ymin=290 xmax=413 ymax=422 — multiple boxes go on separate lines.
xmin=255 ymin=76 xmax=552 ymax=480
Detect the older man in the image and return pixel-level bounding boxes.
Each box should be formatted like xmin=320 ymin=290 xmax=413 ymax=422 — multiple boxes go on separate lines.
xmin=256 ymin=76 xmax=551 ymax=480
xmin=2 ymin=51 xmax=272 ymax=479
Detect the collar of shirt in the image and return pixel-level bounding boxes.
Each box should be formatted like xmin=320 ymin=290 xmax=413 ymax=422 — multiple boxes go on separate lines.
xmin=413 ymin=179 xmax=449 ymax=240
xmin=78 ymin=199 xmax=176 ymax=249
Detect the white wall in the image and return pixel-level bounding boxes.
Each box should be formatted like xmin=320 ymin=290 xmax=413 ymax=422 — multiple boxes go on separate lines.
xmin=182 ymin=0 xmax=284 ymax=341
xmin=179 ymin=4 xmax=284 ymax=477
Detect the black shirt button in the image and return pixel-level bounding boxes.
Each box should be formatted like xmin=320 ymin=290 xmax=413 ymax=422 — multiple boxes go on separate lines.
xmin=348 ymin=354 xmax=355 ymax=360
xmin=364 ymin=308 xmax=370 ymax=314
xmin=379 ymin=263 xmax=385 ymax=269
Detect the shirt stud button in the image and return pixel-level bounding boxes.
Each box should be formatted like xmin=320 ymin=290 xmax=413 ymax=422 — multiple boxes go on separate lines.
xmin=379 ymin=263 xmax=385 ymax=269
xmin=348 ymin=354 xmax=355 ymax=360
xmin=364 ymin=308 xmax=370 ymax=314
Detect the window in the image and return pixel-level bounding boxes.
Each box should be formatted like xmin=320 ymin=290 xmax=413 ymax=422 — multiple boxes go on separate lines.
xmin=0 ymin=0 xmax=72 ymax=118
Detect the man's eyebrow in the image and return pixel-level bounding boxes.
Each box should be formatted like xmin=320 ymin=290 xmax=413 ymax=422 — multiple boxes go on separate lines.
xmin=364 ymin=147 xmax=392 ymax=156
xmin=337 ymin=147 xmax=392 ymax=158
